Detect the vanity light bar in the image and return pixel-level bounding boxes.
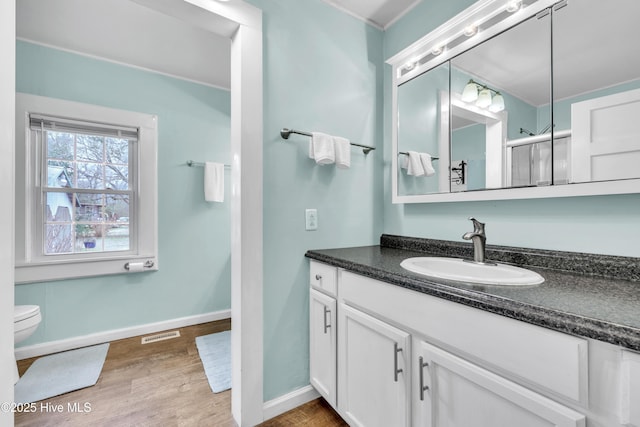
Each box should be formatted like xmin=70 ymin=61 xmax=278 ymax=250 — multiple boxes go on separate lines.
xmin=390 ymin=0 xmax=557 ymax=84
xmin=399 ymin=2 xmax=527 ymax=77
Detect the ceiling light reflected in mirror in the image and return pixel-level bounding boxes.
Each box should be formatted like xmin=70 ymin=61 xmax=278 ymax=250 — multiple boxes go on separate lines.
xmin=461 ymin=80 xmax=505 ymax=112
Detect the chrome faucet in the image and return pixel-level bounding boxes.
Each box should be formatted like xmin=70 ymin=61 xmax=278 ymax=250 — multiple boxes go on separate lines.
xmin=462 ymin=217 xmax=491 ymax=264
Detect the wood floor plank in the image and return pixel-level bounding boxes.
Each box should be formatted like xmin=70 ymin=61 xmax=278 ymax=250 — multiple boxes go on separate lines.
xmin=258 ymin=398 xmax=347 ymax=427
xmin=15 ymin=320 xmax=233 ymax=427
xmin=14 ymin=318 xmax=345 ymax=426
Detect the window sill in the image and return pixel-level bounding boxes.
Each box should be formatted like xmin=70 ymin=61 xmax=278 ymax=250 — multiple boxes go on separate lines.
xmin=15 ymin=255 xmax=158 ymax=284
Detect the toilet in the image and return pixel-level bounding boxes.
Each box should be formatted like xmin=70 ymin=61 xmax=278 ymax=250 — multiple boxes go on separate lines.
xmin=14 ymin=305 xmax=41 ymax=384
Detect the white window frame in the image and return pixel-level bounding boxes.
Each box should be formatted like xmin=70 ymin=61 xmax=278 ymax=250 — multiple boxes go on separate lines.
xmin=15 ymin=93 xmax=158 ymax=283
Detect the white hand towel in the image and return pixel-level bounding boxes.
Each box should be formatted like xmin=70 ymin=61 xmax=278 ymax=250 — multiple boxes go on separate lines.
xmin=204 ymin=162 xmax=224 ymax=202
xmin=334 ymin=136 xmax=351 ymax=169
xmin=419 ymin=153 xmax=436 ymax=177
xmin=399 ymin=153 xmax=409 ymax=170
xmin=309 ymin=132 xmax=335 ymax=165
xmin=407 ymin=151 xmax=425 ymax=176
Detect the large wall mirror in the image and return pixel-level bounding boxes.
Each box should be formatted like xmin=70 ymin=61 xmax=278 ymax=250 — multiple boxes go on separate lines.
xmin=388 ymin=0 xmax=640 ymax=203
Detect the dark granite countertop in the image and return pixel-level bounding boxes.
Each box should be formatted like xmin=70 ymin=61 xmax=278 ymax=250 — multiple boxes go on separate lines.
xmin=306 ymin=235 xmax=640 ymax=352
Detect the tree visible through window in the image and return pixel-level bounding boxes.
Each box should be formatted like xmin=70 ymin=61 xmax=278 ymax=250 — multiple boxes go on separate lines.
xmin=43 ymin=128 xmax=133 ymax=255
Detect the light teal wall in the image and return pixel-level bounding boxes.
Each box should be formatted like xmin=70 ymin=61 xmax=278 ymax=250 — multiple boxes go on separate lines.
xmin=246 ymin=0 xmax=384 ymax=401
xmin=383 ymin=0 xmax=640 ymax=257
xmin=15 ymin=41 xmax=232 ymax=345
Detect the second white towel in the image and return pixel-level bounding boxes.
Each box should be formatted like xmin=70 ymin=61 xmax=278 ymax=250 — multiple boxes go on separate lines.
xmin=334 ymin=136 xmax=351 ymax=169
xmin=420 ymin=153 xmax=436 ymax=177
xmin=204 ymin=162 xmax=224 ymax=202
xmin=406 ymin=151 xmax=425 ymax=176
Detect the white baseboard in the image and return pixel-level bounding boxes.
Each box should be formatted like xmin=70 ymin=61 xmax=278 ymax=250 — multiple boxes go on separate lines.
xmin=262 ymin=385 xmax=320 ymax=422
xmin=15 ymin=309 xmax=231 ymax=360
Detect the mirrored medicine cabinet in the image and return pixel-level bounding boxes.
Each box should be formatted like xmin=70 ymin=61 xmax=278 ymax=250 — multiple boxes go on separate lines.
xmin=388 ymin=0 xmax=640 ymax=203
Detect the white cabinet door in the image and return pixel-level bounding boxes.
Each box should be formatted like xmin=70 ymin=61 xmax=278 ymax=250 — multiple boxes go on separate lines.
xmin=414 ymin=340 xmax=585 ymax=427
xmin=310 ymin=288 xmax=337 ymax=408
xmin=338 ymin=304 xmax=411 ymax=427
xmin=621 ymin=350 xmax=640 ymax=427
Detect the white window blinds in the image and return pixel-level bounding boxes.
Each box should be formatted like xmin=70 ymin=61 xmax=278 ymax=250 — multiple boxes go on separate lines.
xmin=29 ymin=114 xmax=139 ymax=141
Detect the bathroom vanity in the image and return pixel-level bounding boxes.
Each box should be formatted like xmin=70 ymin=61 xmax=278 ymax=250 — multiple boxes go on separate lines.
xmin=307 ymin=235 xmax=640 ymax=427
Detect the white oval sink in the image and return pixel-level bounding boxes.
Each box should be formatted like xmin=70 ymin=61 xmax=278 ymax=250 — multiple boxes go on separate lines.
xmin=400 ymin=257 xmax=544 ymax=286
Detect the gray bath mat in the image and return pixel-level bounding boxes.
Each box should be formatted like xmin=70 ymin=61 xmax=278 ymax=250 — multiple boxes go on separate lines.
xmin=196 ymin=330 xmax=231 ymax=393
xmin=14 ymin=343 xmax=109 ymax=404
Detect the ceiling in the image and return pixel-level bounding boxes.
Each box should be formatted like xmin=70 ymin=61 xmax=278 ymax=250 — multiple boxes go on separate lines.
xmin=17 ymin=0 xmax=231 ymax=89
xmin=16 ymin=0 xmax=417 ymax=91
xmin=322 ymin=0 xmax=421 ymax=29
xmin=19 ymin=0 xmax=633 ymax=108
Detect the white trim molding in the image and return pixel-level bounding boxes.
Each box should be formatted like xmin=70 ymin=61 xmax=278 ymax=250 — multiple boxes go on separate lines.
xmin=262 ymin=385 xmax=321 ymax=422
xmin=14 ymin=309 xmax=231 ymax=360
xmin=0 ymin=0 xmax=16 ymax=419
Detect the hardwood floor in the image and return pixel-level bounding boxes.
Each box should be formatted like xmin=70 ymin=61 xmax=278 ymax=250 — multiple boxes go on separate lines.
xmin=15 ymin=320 xmax=234 ymax=427
xmin=257 ymin=398 xmax=347 ymax=427
xmin=14 ymin=320 xmax=346 ymax=427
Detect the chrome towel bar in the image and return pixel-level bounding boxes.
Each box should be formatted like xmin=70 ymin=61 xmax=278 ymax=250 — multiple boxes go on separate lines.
xmin=186 ymin=160 xmax=231 ymax=168
xmin=398 ymin=151 xmax=439 ymax=160
xmin=280 ymin=128 xmax=375 ymax=155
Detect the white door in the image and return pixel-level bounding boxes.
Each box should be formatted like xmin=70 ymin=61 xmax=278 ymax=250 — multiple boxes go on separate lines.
xmin=571 ymin=88 xmax=640 ymax=183
xmin=414 ymin=340 xmax=585 ymax=427
xmin=338 ymin=304 xmax=411 ymax=427
xmin=309 ymin=288 xmax=337 ymax=408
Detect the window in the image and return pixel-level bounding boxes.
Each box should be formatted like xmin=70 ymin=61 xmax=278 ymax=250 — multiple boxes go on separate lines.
xmin=15 ymin=94 xmax=158 ymax=283
xmin=36 ymin=115 xmax=135 ymax=255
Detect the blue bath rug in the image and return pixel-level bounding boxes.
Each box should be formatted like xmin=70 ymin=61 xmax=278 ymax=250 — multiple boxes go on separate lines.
xmin=196 ymin=330 xmax=231 ymax=393
xmin=14 ymin=343 xmax=109 ymax=404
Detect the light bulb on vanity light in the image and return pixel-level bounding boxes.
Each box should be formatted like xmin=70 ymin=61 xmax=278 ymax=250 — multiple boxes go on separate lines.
xmin=461 ymin=81 xmax=479 ymax=102
xmin=431 ymin=45 xmax=445 ymax=56
xmin=506 ymin=1 xmax=522 ymax=13
xmin=489 ymin=93 xmax=505 ymax=112
xmin=463 ymin=24 xmax=478 ymax=37
xmin=403 ymin=57 xmax=420 ymax=72
xmin=476 ymin=88 xmax=492 ymax=108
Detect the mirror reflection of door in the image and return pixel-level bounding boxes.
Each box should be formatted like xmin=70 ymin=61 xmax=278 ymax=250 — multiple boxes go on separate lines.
xmin=553 ymin=0 xmax=640 ymax=184
xmin=449 ymin=92 xmax=506 ymax=191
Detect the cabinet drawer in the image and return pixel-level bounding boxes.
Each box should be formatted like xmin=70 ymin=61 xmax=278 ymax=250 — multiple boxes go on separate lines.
xmin=341 ymin=271 xmax=589 ymax=405
xmin=310 ymin=261 xmax=337 ymax=296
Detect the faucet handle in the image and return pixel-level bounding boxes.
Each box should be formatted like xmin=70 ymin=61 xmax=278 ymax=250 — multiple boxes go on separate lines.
xmin=468 ymin=217 xmax=485 ymax=234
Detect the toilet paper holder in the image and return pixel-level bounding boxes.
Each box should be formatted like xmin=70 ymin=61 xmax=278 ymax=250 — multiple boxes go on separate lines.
xmin=124 ymin=260 xmax=155 ymax=271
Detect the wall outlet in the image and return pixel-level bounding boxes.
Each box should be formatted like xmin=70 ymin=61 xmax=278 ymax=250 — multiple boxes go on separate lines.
xmin=305 ymin=209 xmax=318 ymax=231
